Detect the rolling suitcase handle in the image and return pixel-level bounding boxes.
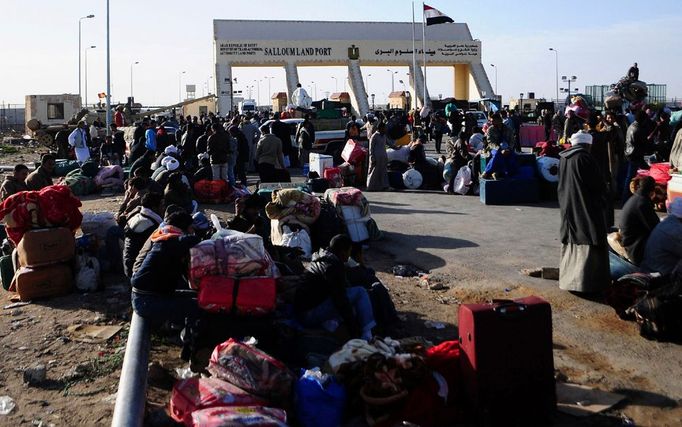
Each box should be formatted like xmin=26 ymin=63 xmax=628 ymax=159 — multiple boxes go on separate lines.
xmin=491 ymin=299 xmax=528 ymax=318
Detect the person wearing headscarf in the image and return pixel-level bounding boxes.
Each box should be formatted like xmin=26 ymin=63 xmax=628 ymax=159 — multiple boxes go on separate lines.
xmin=641 ymin=198 xmax=682 ymax=276
xmin=558 ymin=130 xmax=610 ymax=294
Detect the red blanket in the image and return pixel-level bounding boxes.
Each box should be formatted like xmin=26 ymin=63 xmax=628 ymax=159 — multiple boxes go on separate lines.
xmin=0 ymin=185 xmax=82 ymax=245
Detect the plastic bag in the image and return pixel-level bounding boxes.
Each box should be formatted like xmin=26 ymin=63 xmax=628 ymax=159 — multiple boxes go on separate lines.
xmin=453 ymin=166 xmax=472 ymax=195
xmin=281 ymin=226 xmax=312 ymax=259
xmin=295 ymin=368 xmax=346 ymax=427
xmin=75 ymin=254 xmax=101 ymax=292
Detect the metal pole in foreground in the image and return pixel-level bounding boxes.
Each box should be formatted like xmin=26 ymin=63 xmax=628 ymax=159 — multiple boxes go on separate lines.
xmin=105 ymin=1 xmax=111 ymax=138
xmin=111 ymin=313 xmax=151 ymax=427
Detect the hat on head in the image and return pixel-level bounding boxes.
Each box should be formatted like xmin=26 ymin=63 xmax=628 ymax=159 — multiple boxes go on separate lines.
xmin=570 ymin=130 xmax=593 ymax=146
xmin=669 ymin=198 xmax=682 ymax=218
xmin=164 ymin=145 xmax=178 ymax=155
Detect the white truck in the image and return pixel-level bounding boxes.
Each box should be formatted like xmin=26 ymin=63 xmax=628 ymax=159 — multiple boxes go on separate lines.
xmin=238 ymin=99 xmax=257 ymax=114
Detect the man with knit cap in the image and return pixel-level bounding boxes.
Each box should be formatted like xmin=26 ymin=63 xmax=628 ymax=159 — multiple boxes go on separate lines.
xmin=558 ymin=130 xmax=610 ymax=293
xmin=641 ymin=198 xmax=682 ymax=276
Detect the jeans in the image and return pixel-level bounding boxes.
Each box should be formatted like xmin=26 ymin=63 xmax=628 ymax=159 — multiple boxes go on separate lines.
xmin=299 ymin=287 xmax=376 ymax=335
xmin=211 ymin=163 xmax=228 ymax=182
xmin=236 ymin=161 xmax=248 ymax=186
xmin=484 ymin=149 xmax=518 ymax=177
xmin=608 ymin=250 xmax=639 ymax=281
xmin=131 ymin=290 xmax=201 ymax=326
xmin=434 ymin=133 xmax=443 ymax=153
xmin=104 ymin=226 xmax=124 ymax=273
xmin=227 ymin=156 xmax=237 ymax=186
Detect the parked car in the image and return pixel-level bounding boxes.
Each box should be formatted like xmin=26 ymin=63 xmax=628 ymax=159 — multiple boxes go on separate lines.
xmin=466 ymin=110 xmax=487 ymax=128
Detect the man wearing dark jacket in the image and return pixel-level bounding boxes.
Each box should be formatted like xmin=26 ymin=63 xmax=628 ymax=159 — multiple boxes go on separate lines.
xmin=270 ymin=112 xmax=293 ymax=167
xmin=294 ymin=234 xmax=376 ymax=340
xmin=558 ymin=131 xmax=610 ymax=294
xmin=123 ymin=192 xmax=164 ymax=277
xmin=229 ymin=126 xmax=250 ymax=186
xmin=1 ymin=164 xmax=29 ymax=200
xmin=618 ymin=176 xmax=659 ymax=265
xmin=131 ymin=211 xmax=201 ymax=325
xmin=207 ymin=123 xmax=230 ymax=182
xmin=623 ymin=110 xmax=650 ymax=202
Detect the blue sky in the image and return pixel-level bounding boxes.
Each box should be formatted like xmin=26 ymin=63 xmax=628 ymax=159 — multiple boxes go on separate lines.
xmin=2 ymin=0 xmax=681 ymax=106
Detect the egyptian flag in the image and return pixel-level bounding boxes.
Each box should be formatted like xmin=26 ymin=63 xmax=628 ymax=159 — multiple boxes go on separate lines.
xmin=424 ymin=4 xmax=454 ymax=26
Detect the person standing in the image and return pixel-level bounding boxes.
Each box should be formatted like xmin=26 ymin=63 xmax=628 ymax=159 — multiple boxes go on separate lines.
xmin=229 ymin=125 xmax=249 ymax=186
xmin=270 ymin=112 xmax=293 ymax=167
xmin=55 ymin=124 xmax=71 ymax=159
xmin=240 ymin=115 xmax=261 ymax=172
xmin=542 ymin=109 xmax=553 ymax=141
xmin=68 ymin=121 xmax=91 ymax=164
xmin=0 ymin=164 xmax=29 ymax=200
xmin=114 ymin=106 xmax=125 ymax=127
xmin=622 ymin=110 xmax=650 ymax=202
xmin=255 ymin=125 xmax=286 ymax=182
xmin=207 ymin=123 xmax=230 ymax=183
xmin=431 ymin=115 xmax=447 ymax=154
xmin=558 ymin=131 xmax=610 ymax=294
xmin=145 ymin=120 xmax=158 ymax=153
xmin=366 ymin=122 xmax=389 ymax=192
xmin=296 ymin=114 xmax=315 ymax=167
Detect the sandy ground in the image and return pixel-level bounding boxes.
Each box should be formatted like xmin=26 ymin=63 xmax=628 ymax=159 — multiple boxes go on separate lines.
xmin=0 ymin=144 xmax=680 ymax=426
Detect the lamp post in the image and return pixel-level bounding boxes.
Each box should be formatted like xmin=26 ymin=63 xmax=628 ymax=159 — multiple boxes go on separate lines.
xmin=331 ymin=76 xmax=338 ymax=92
xmin=78 ymin=14 xmax=95 ymax=105
xmin=366 ymin=74 xmax=372 ymax=100
xmin=130 ymin=61 xmax=139 ymax=99
xmin=178 ymin=71 xmax=186 ymax=102
xmin=549 ymin=48 xmax=559 ymax=105
xmin=265 ymin=76 xmax=274 ymax=100
xmin=490 ymin=63 xmax=498 ymax=94
xmin=561 ymin=75 xmax=577 ymax=104
xmin=253 ymin=79 xmax=261 ymax=106
xmin=519 ymin=92 xmax=524 ymax=113
xmin=387 ymin=69 xmax=398 ymax=92
xmin=310 ymin=81 xmax=317 ymax=100
xmin=84 ymin=45 xmax=96 ymax=108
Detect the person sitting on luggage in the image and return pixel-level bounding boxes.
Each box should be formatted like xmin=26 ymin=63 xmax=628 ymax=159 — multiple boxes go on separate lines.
xmin=294 ymin=234 xmax=376 ymax=340
xmin=618 ymin=176 xmax=660 ymax=265
xmin=227 ymin=194 xmax=268 ymax=239
xmin=641 ymin=198 xmax=682 ymax=276
xmin=445 ymin=131 xmax=472 ymax=194
xmin=131 ymin=210 xmax=201 ymax=326
xmin=193 ymin=154 xmax=213 ymax=182
xmin=408 ymin=134 xmax=443 ymax=190
xmin=123 ymin=192 xmax=164 ymax=278
xmin=26 ymin=154 xmax=55 ymax=191
xmin=1 ymin=164 xmax=29 ymax=200
xmin=481 ymin=113 xmax=518 ymax=180
xmin=164 ymin=172 xmax=195 ymax=214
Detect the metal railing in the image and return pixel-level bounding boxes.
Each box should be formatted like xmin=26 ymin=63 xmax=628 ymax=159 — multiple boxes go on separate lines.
xmin=111 ymin=313 xmax=151 ymax=427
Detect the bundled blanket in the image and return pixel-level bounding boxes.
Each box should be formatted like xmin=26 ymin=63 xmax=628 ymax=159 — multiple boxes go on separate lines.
xmin=324 ymin=187 xmax=371 ymax=218
xmin=265 ymin=189 xmax=320 ymax=225
xmin=0 ymin=185 xmax=82 ymax=245
xmin=94 ymin=165 xmax=124 ymax=188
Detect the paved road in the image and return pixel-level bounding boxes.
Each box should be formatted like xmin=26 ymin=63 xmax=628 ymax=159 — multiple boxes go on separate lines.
xmin=364 ymin=189 xmax=682 ymax=419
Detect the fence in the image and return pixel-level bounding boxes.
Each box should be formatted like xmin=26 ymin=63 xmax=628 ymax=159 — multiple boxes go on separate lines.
xmin=0 ymin=103 xmax=25 ymax=132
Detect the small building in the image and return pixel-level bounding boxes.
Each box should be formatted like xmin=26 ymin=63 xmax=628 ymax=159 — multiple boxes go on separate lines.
xmin=25 ymin=94 xmax=81 ymax=130
xmin=272 ymin=92 xmax=288 ymax=113
xmin=329 ymin=92 xmax=352 ymax=104
xmin=388 ymin=91 xmax=411 ymax=110
xmin=509 ymin=96 xmax=546 ymax=113
xmin=182 ymin=95 xmax=217 ymax=118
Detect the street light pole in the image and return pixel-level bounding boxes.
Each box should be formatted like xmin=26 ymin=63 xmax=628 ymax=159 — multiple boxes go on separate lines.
xmin=105 ymin=1 xmax=111 ymax=137
xmin=84 ymin=45 xmax=96 ymax=108
xmin=178 ymin=71 xmax=186 ymax=102
xmin=366 ymin=74 xmax=372 ymax=100
xmin=130 ymin=61 xmax=139 ymax=99
xmin=549 ymin=48 xmax=559 ymax=105
xmin=490 ymin=64 xmax=498 ymax=94
xmin=254 ymin=80 xmax=261 ymax=106
xmin=78 ymin=14 xmax=95 ymax=105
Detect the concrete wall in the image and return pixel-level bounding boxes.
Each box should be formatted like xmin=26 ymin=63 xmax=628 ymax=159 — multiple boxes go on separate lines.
xmin=25 ymin=94 xmax=81 ymax=128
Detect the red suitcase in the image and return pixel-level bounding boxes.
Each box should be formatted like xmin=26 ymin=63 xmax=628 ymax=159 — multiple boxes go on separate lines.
xmin=458 ymin=296 xmax=556 ymax=425
xmin=198 ymin=276 xmax=276 ymax=316
xmin=170 ymin=377 xmax=266 ymax=425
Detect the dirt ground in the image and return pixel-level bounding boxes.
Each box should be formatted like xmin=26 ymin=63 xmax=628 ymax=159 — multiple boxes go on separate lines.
xmin=0 ymin=148 xmax=680 ymax=426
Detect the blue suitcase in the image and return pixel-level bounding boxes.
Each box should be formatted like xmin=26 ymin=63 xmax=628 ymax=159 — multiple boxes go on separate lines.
xmin=480 ymin=177 xmax=539 ymax=205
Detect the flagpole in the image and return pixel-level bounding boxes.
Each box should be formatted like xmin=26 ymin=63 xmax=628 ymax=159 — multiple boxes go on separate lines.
xmin=422 ymin=2 xmax=427 ymax=109
xmin=412 ymin=1 xmax=417 ymax=109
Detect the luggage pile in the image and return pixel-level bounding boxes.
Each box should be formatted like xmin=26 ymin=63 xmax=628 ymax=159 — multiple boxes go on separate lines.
xmin=265 ymin=189 xmax=321 ymax=257
xmin=168 ymin=296 xmax=556 ymax=426
xmin=189 ymin=228 xmax=280 ymax=315
xmin=55 ymin=159 xmax=124 ymax=197
xmin=337 ymin=140 xmax=369 ymax=188
xmin=324 ymin=187 xmax=380 ymax=243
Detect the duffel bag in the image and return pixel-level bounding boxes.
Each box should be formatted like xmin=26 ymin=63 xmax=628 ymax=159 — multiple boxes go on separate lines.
xmin=194 ymin=180 xmax=231 ymax=204
xmin=208 ymin=338 xmax=294 ymax=403
xmin=17 ymin=227 xmax=75 ymax=268
xmin=341 ymin=140 xmax=368 ymax=165
xmin=170 ymin=377 xmax=266 ymax=425
xmin=80 ymin=160 xmax=100 ymax=178
xmin=295 ymin=368 xmax=346 ymax=427
xmin=53 ymin=160 xmax=80 ymax=177
xmin=62 ymin=169 xmax=96 ymax=196
xmin=605 ymin=272 xmax=664 ymax=319
xmin=198 ymin=276 xmax=276 ymax=316
xmin=190 ymin=406 xmax=287 ymax=427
